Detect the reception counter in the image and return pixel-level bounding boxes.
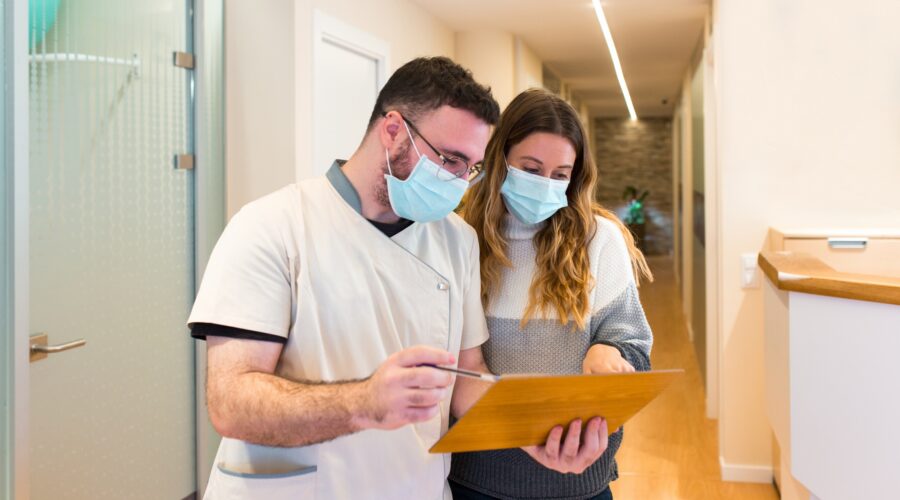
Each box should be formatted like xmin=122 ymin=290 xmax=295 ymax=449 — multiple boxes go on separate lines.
xmin=759 ymin=247 xmax=900 ymax=500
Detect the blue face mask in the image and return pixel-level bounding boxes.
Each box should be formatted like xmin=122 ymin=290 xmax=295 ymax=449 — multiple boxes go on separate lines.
xmin=384 ymin=121 xmax=468 ymax=223
xmin=500 ymin=165 xmax=570 ymax=224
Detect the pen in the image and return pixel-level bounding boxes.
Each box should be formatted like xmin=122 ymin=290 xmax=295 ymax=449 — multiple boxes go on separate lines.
xmin=422 ymin=364 xmax=501 ymax=383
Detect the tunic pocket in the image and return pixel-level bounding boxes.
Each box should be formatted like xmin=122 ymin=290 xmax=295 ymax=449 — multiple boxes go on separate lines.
xmin=207 ymin=463 xmax=317 ymax=500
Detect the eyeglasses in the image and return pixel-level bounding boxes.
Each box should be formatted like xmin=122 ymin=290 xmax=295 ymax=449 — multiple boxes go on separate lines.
xmin=399 ymin=115 xmax=484 ymax=183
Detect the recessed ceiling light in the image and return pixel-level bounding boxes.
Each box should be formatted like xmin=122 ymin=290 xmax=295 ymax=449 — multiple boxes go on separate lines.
xmin=591 ymin=0 xmax=638 ymax=120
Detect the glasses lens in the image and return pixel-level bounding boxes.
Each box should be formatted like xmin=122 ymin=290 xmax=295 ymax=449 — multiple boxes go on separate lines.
xmin=436 ymin=157 xmax=468 ymax=181
xmin=434 ymin=165 xmax=459 ymax=181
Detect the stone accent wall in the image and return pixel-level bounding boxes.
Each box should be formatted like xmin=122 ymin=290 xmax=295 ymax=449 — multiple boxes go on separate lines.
xmin=593 ymin=118 xmax=673 ymax=256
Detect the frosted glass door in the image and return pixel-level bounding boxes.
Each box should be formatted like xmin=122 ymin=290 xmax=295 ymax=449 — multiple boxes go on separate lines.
xmin=28 ymin=0 xmax=195 ymax=498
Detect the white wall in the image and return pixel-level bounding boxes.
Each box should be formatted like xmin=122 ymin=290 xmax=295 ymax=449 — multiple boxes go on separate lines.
xmin=455 ymin=31 xmax=516 ymax=110
xmin=225 ymin=0 xmax=456 ymax=216
xmin=514 ymin=37 xmax=543 ymax=93
xmin=225 ymin=0 xmax=297 ymax=216
xmin=712 ymin=0 xmax=900 ymax=476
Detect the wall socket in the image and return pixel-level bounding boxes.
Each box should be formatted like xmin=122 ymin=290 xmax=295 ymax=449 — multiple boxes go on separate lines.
xmin=741 ymin=252 xmax=761 ymax=288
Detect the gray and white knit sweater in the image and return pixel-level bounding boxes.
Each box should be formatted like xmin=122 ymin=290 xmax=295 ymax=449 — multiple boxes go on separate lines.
xmin=449 ymin=214 xmax=653 ymax=500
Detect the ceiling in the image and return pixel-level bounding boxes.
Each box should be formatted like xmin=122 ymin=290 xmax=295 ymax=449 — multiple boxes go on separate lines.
xmin=410 ymin=0 xmax=709 ymax=118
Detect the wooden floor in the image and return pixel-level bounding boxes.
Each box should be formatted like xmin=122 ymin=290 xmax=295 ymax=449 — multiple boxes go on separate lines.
xmin=609 ymin=257 xmax=779 ymax=500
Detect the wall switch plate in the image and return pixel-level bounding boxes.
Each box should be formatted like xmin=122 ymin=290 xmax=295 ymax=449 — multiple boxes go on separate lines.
xmin=741 ymin=252 xmax=760 ymax=288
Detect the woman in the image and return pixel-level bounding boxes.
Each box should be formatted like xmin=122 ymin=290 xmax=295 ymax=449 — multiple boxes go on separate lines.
xmin=450 ymin=89 xmax=654 ymax=500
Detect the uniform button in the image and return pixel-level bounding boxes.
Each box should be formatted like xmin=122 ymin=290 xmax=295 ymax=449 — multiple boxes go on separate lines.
xmin=437 ymin=282 xmax=449 ymax=291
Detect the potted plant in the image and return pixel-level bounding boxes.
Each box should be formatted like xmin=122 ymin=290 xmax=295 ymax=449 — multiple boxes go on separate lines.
xmin=622 ymin=185 xmax=649 ymax=251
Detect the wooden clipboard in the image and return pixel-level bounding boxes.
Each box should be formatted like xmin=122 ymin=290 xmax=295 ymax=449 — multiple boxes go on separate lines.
xmin=430 ymin=369 xmax=683 ymax=454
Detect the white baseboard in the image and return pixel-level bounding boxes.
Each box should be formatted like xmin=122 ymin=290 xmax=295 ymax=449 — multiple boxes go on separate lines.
xmin=719 ymin=456 xmax=773 ymax=484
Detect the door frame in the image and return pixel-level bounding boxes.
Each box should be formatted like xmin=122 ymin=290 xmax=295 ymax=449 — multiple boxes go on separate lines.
xmin=702 ymin=32 xmax=720 ymax=421
xmin=192 ymin=0 xmax=226 ymax=495
xmin=4 ymin=0 xmax=226 ymax=497
xmin=8 ymin=0 xmax=31 ymax=496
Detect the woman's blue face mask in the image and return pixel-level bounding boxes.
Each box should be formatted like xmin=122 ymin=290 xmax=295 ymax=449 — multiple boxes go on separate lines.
xmin=500 ymin=163 xmax=570 ymax=225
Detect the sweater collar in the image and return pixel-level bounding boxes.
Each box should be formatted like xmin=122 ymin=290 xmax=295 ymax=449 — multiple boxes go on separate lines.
xmin=502 ymin=212 xmax=546 ymax=240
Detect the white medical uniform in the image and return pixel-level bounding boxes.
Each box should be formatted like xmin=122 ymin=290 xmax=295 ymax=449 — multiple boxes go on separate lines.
xmin=188 ymin=162 xmax=489 ymax=500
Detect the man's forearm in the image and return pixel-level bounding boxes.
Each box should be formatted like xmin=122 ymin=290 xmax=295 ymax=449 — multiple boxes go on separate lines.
xmin=207 ymin=338 xmax=455 ymax=446
xmin=209 ymin=371 xmax=373 ymax=448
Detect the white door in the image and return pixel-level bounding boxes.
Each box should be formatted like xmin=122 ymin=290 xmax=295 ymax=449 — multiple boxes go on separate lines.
xmin=311 ymin=11 xmax=389 ymax=178
xmin=13 ymin=0 xmax=197 ymax=498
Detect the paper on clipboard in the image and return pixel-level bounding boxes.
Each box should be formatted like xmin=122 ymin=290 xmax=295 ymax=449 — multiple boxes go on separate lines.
xmin=429 ymin=369 xmax=683 ymax=454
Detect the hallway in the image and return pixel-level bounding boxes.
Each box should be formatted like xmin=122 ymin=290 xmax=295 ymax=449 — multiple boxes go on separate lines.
xmin=610 ymin=257 xmax=778 ymax=499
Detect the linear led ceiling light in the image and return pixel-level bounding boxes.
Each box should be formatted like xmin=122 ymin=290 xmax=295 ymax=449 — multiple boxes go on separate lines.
xmin=591 ymin=0 xmax=638 ymax=120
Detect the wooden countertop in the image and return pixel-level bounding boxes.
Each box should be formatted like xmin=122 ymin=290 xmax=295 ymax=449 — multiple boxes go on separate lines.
xmin=758 ymin=251 xmax=900 ymax=306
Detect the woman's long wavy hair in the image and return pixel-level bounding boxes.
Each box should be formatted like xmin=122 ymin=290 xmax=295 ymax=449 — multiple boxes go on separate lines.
xmin=461 ymin=89 xmax=652 ymax=330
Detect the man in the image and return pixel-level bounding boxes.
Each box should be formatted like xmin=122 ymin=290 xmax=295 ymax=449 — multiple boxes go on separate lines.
xmin=189 ymin=57 xmax=499 ymax=499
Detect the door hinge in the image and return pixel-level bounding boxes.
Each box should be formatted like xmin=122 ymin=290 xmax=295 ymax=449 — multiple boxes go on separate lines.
xmin=173 ymin=51 xmax=195 ymax=69
xmin=174 ymin=154 xmax=195 ymax=170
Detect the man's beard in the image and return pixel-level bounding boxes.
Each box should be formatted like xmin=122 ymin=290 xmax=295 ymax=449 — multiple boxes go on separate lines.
xmin=375 ymin=142 xmax=412 ymax=209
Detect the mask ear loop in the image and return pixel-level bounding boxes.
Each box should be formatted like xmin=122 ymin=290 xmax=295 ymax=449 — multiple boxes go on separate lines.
xmin=384 ymin=148 xmax=395 ymax=177
xmin=385 ymin=116 xmax=423 ymax=178
xmin=503 ymin=154 xmax=511 ymax=170
xmin=401 ymin=119 xmax=423 ymax=158
xmin=503 ymin=155 xmax=519 ymax=178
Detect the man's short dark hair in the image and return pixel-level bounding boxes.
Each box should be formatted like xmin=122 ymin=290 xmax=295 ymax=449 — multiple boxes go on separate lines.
xmin=367 ymin=57 xmax=500 ymax=130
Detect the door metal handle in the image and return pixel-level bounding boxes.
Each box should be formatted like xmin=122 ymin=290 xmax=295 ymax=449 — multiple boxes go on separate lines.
xmin=30 ymin=333 xmax=87 ymax=362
